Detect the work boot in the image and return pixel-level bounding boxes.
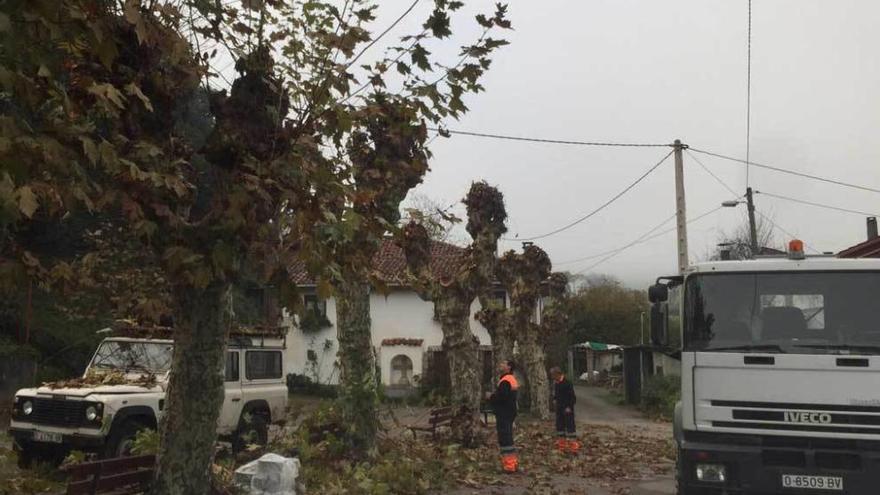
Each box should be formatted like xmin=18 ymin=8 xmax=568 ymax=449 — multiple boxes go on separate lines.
xmin=555 ymin=437 xmax=568 ymax=453
xmin=501 ymin=453 xmax=518 ymax=473
xmin=566 ymin=438 xmax=581 ymax=455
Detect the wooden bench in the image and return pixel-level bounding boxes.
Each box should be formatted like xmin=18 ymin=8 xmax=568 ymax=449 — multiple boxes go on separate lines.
xmin=62 ymin=455 xmax=155 ymax=495
xmin=408 ymin=406 xmax=455 ymax=439
xmin=479 ymin=402 xmax=493 ymax=425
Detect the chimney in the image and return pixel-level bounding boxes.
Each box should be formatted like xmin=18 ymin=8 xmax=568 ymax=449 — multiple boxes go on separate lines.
xmin=868 ymin=217 xmax=878 ymax=241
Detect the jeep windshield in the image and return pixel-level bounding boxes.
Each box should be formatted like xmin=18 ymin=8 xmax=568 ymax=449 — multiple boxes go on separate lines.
xmin=90 ymin=340 xmax=174 ymax=373
xmin=684 ymin=271 xmax=880 ymax=355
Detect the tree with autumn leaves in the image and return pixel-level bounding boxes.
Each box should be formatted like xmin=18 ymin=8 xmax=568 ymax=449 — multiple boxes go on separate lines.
xmin=1 ymin=0 xmax=511 ymax=492
xmin=400 ymin=181 xmax=507 ymax=442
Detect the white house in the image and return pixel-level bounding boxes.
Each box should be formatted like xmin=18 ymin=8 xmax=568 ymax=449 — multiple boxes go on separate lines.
xmin=283 ymin=239 xmax=506 ymax=395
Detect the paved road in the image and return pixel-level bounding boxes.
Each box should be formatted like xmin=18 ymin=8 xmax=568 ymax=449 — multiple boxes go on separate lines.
xmin=575 ymin=385 xmax=650 ymax=424
xmin=576 ymin=385 xmax=675 ymax=495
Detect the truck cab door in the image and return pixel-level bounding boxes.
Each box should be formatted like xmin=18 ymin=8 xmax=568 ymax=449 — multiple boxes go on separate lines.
xmin=218 ymin=350 xmax=243 ymax=435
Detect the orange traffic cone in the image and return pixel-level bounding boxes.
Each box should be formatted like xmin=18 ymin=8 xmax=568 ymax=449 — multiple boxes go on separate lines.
xmin=502 ymin=453 xmax=519 ymax=473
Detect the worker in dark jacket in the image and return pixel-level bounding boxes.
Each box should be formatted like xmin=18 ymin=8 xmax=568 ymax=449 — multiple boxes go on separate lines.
xmin=550 ymin=366 xmax=580 ymax=454
xmin=487 ymin=359 xmax=519 ymax=473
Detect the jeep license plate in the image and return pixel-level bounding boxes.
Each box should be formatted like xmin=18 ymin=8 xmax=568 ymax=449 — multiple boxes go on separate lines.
xmin=782 ymin=474 xmax=843 ymax=491
xmin=32 ymin=431 xmax=62 ymax=444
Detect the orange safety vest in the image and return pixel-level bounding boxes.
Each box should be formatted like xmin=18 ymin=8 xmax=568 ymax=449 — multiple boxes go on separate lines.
xmin=499 ymin=373 xmax=519 ymax=390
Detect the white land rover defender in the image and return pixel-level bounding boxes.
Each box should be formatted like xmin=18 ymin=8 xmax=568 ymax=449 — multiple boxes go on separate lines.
xmin=8 ymin=329 xmax=288 ymax=466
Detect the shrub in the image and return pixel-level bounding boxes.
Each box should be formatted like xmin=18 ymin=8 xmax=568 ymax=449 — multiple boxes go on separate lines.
xmin=286 ymin=373 xmax=337 ymax=398
xmin=640 ymin=374 xmax=679 ymax=418
xmin=131 ymin=428 xmax=160 ymax=455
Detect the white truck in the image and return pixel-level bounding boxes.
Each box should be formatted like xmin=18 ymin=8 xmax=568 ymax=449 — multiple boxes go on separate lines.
xmin=8 ymin=330 xmax=288 ymax=466
xmin=649 ymin=241 xmax=880 ymax=495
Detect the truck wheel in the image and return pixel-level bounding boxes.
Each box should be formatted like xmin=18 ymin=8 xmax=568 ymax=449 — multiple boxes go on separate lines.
xmin=675 ymin=446 xmax=690 ymax=495
xmin=232 ymin=413 xmax=268 ymax=454
xmin=104 ymin=420 xmax=150 ymax=459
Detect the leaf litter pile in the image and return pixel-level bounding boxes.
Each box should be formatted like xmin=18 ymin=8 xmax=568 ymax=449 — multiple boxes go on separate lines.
xmin=41 ymin=369 xmax=158 ymax=390
xmin=296 ymin=415 xmax=674 ymax=495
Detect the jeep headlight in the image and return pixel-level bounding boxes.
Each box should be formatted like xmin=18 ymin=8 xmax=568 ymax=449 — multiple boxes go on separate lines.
xmin=22 ymin=400 xmax=34 ymax=416
xmin=85 ymin=403 xmax=103 ymax=422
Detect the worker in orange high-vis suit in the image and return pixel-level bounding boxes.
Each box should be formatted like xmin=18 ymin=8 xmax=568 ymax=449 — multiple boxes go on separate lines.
xmin=550 ymin=366 xmax=580 ymax=454
xmin=488 ymin=359 xmax=519 ymax=473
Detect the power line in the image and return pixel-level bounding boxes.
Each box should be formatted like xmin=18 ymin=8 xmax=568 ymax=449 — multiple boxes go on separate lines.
xmin=431 ymin=128 xmax=674 ymax=148
xmin=686 ymin=149 xmax=740 ymax=198
xmin=746 ymin=0 xmax=752 ymax=187
xmin=555 ymin=213 xmax=677 ymax=266
xmin=753 ymin=209 xmax=822 ymax=254
xmin=755 ymin=190 xmax=880 ymax=218
xmin=689 ymin=149 xmax=824 ymax=253
xmin=574 ymin=206 xmax=725 ymax=275
xmin=504 ymin=150 xmax=674 ymax=242
xmin=346 ymin=0 xmax=422 ymax=69
xmin=689 ymin=147 xmax=880 ymax=194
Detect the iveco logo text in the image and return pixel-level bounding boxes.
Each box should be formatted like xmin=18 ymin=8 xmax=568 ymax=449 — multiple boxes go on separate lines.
xmin=784 ymin=411 xmax=832 ymax=424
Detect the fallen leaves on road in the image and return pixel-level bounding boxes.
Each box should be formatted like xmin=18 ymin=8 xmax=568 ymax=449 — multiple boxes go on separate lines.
xmin=295 ymin=413 xmax=674 ymax=494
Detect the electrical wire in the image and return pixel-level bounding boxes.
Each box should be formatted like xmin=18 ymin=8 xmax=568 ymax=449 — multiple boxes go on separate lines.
xmin=753 ymin=209 xmax=822 ymax=254
xmin=431 ymin=128 xmax=674 ymax=148
xmin=573 ymin=206 xmax=725 ymax=275
xmin=345 ymin=0 xmax=422 ymax=69
xmin=554 ymin=213 xmax=678 ymax=266
xmin=689 ymin=149 xmax=824 ymax=254
xmin=689 ymin=147 xmax=880 ymax=194
xmin=686 ymin=149 xmax=740 ymax=198
xmin=755 ymin=191 xmax=880 ymax=218
xmin=503 ymin=150 xmax=674 ymax=242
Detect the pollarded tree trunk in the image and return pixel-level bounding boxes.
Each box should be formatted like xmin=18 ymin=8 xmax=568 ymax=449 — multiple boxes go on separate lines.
xmin=519 ymin=329 xmax=550 ymax=420
xmin=437 ymin=296 xmax=482 ymax=411
xmin=335 ymin=277 xmax=378 ymax=453
xmin=436 ymin=295 xmax=481 ymax=445
xmin=493 ymin=321 xmax=515 ymax=366
xmin=153 ymin=283 xmax=231 ymax=495
xmin=475 ymin=304 xmax=514 ymax=367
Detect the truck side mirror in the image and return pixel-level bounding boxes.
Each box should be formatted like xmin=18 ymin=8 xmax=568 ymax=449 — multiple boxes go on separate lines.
xmin=648 ymin=283 xmax=668 ymax=303
xmin=650 ymin=303 xmax=668 ymax=347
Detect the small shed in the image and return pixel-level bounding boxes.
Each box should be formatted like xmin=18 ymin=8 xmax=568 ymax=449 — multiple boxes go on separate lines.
xmin=569 ymin=341 xmax=623 ymax=380
xmin=622 ymin=345 xmax=681 ymax=405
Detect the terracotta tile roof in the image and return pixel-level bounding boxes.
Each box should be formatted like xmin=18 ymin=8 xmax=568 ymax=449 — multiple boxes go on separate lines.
xmin=288 ymin=238 xmax=467 ymax=286
xmin=381 ymin=338 xmax=424 ymax=347
xmin=838 ymin=236 xmax=880 ymax=258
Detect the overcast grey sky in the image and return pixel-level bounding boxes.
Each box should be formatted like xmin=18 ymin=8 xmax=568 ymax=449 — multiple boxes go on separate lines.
xmin=210 ymin=1 xmax=878 ymax=287
xmin=366 ymin=0 xmax=879 ymax=288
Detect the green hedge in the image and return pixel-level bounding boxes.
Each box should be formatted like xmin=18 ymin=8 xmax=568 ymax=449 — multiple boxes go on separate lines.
xmin=640 ymin=374 xmax=680 ymax=418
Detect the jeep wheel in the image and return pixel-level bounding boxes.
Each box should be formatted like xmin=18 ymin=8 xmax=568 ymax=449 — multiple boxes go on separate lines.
xmin=16 ymin=446 xmax=34 ymax=469
xmin=232 ymin=413 xmax=268 ymax=454
xmin=105 ymin=420 xmax=149 ymax=459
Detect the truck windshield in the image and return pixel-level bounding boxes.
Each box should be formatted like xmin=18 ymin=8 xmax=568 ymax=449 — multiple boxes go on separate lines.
xmin=684 ymin=272 xmax=880 ymax=354
xmin=90 ymin=341 xmax=174 ymax=373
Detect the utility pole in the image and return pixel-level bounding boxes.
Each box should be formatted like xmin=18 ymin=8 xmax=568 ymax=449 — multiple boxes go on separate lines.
xmin=746 ymin=186 xmax=759 ymax=256
xmin=640 ymin=311 xmax=646 ymax=344
xmin=673 ymin=139 xmax=688 ymax=274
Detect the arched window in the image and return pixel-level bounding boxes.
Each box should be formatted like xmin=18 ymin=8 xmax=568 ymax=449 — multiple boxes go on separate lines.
xmin=390 ymin=355 xmax=414 ymax=386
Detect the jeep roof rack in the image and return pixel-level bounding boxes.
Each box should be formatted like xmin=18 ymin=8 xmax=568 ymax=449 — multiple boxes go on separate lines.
xmin=109 ymin=321 xmax=287 ymax=349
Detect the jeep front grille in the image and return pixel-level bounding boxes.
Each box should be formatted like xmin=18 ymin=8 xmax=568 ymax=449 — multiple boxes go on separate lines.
xmin=28 ymin=398 xmax=89 ymax=428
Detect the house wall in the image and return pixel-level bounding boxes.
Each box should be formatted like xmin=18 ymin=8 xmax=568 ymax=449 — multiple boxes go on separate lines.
xmin=653 ymin=352 xmax=681 ymax=377
xmin=283 ymin=289 xmax=495 ymax=386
